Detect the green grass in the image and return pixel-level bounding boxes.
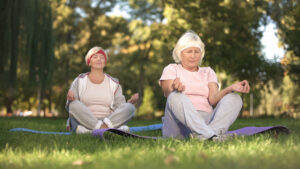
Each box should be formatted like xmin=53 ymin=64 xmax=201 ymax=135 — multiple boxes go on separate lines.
xmin=0 ymin=117 xmax=300 ymax=169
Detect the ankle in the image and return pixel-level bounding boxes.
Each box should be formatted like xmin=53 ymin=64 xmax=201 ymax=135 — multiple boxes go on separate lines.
xmin=100 ymin=123 xmax=108 ymax=129
xmin=103 ymin=118 xmax=114 ymax=128
xmin=94 ymin=120 xmax=103 ymax=130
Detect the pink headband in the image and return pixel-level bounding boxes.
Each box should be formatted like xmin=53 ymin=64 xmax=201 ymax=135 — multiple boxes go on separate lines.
xmin=87 ymin=50 xmax=107 ymax=65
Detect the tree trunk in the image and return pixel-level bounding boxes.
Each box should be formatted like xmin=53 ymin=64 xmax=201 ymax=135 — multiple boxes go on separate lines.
xmin=5 ymin=97 xmax=13 ymax=115
xmin=37 ymin=85 xmax=41 ymax=117
xmin=48 ymin=89 xmax=52 ymax=115
xmin=5 ymin=0 xmax=21 ymax=115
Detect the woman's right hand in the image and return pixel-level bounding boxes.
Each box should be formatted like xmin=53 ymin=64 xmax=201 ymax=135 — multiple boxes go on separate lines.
xmin=172 ymin=78 xmax=185 ymax=92
xmin=67 ymin=90 xmax=75 ymax=101
xmin=161 ymin=78 xmax=185 ymax=97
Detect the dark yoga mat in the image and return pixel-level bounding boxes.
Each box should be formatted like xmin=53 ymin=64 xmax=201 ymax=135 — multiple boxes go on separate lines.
xmin=92 ymin=125 xmax=289 ymax=140
xmin=92 ymin=128 xmax=159 ymax=139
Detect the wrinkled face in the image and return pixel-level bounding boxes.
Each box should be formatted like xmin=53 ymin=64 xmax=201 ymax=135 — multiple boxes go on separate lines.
xmin=180 ymin=47 xmax=201 ymax=70
xmin=89 ymin=53 xmax=106 ymax=69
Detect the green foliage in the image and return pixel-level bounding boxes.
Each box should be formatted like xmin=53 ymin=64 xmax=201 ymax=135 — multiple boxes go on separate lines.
xmin=269 ymin=0 xmax=300 ymax=83
xmin=1 ymin=0 xmax=299 ymax=117
xmin=138 ymin=86 xmax=156 ymax=118
xmin=0 ymin=0 xmax=54 ymax=115
xmin=256 ymin=75 xmax=300 ymax=117
xmin=163 ymin=0 xmax=277 ymax=84
xmin=50 ymin=0 xmax=128 ymax=116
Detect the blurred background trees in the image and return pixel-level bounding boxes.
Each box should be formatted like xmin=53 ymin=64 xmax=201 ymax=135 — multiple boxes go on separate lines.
xmin=0 ymin=0 xmax=299 ymax=118
xmin=269 ymin=0 xmax=300 ymax=83
xmin=0 ymin=0 xmax=54 ymax=116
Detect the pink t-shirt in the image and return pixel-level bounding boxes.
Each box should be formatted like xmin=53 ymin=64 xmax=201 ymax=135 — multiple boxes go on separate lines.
xmin=160 ymin=64 xmax=218 ymax=112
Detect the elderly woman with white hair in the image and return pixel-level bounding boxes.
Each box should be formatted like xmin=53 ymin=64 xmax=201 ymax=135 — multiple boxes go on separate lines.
xmin=160 ymin=31 xmax=250 ymax=141
xmin=66 ymin=46 xmax=139 ymax=134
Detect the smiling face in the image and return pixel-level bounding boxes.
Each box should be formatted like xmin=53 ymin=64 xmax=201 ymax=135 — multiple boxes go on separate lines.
xmin=180 ymin=47 xmax=202 ymax=71
xmin=89 ymin=53 xmax=106 ymax=70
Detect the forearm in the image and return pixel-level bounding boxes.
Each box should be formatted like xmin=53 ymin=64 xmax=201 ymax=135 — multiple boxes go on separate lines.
xmin=162 ymin=87 xmax=174 ymax=98
xmin=209 ymin=86 xmax=233 ymax=106
xmin=161 ymin=80 xmax=174 ymax=98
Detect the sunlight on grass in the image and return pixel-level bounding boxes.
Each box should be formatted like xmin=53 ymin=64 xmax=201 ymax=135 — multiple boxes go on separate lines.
xmin=0 ymin=117 xmax=300 ymax=169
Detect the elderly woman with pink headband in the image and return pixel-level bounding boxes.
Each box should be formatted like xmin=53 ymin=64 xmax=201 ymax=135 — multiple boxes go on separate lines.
xmin=66 ymin=46 xmax=139 ymax=134
xmin=160 ymin=31 xmax=250 ymax=141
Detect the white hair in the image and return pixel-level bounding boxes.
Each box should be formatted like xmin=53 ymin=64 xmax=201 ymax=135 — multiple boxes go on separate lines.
xmin=85 ymin=46 xmax=108 ymax=65
xmin=172 ymin=30 xmax=205 ymax=64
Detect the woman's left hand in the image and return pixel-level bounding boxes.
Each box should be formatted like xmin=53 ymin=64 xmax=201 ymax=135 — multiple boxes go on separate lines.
xmin=128 ymin=93 xmax=139 ymax=104
xmin=230 ymin=80 xmax=250 ymax=93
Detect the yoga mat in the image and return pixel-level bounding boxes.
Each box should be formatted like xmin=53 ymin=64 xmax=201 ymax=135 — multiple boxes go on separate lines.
xmin=92 ymin=128 xmax=159 ymax=140
xmin=226 ymin=126 xmax=290 ymax=136
xmin=10 ymin=125 xmax=289 ymax=140
xmin=129 ymin=124 xmax=163 ymax=132
xmin=10 ymin=128 xmax=72 ymax=135
xmin=9 ymin=124 xmax=163 ymax=135
xmin=92 ymin=125 xmax=289 ymax=140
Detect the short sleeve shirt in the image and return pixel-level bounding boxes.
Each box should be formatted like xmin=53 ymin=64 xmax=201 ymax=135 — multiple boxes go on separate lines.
xmin=81 ymin=75 xmax=113 ymax=119
xmin=160 ymin=64 xmax=218 ymax=112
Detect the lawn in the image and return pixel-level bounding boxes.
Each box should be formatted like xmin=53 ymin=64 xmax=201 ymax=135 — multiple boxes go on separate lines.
xmin=0 ymin=117 xmax=300 ymax=169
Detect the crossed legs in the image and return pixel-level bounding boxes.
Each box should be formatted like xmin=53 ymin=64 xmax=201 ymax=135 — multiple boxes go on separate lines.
xmin=68 ymin=100 xmax=135 ymax=132
xmin=162 ymin=92 xmax=242 ymax=140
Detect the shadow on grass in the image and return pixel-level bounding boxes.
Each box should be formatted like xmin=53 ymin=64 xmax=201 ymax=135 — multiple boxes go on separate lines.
xmin=0 ymin=117 xmax=298 ymax=154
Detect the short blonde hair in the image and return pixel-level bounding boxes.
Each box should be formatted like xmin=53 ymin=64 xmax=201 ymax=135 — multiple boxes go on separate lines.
xmin=172 ymin=30 xmax=205 ymax=64
xmin=85 ymin=46 xmax=108 ymax=65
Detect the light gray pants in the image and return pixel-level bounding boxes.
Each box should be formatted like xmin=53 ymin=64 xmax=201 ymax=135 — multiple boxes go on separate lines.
xmin=68 ymin=100 xmax=135 ymax=131
xmin=162 ymin=92 xmax=243 ymax=140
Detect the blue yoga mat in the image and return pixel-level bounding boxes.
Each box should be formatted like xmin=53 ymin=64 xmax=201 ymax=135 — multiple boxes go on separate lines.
xmin=130 ymin=124 xmax=163 ymax=132
xmin=10 ymin=128 xmax=72 ymax=135
xmin=9 ymin=123 xmax=163 ymax=135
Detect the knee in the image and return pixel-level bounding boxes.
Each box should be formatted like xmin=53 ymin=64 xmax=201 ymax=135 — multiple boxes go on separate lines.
xmin=224 ymin=93 xmax=243 ymax=107
xmin=68 ymin=100 xmax=81 ymax=113
xmin=122 ymin=103 xmax=136 ymax=116
xmin=167 ymin=92 xmax=184 ymax=107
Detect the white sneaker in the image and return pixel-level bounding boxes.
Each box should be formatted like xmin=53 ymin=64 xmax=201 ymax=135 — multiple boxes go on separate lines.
xmin=103 ymin=118 xmax=114 ymax=128
xmin=94 ymin=120 xmax=103 ymax=130
xmin=118 ymin=125 xmax=130 ymax=132
xmin=211 ymin=133 xmax=237 ymax=142
xmin=76 ymin=125 xmax=91 ymax=134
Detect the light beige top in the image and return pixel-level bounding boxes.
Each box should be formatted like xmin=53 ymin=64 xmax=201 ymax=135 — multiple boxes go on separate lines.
xmin=81 ymin=75 xmax=113 ymax=119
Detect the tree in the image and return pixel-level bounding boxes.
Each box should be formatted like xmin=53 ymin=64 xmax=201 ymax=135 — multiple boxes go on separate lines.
xmin=0 ymin=0 xmax=54 ymax=115
xmin=107 ymin=0 xmax=171 ymax=116
xmin=51 ymin=0 xmax=127 ymax=116
xmin=269 ymin=0 xmax=300 ymax=83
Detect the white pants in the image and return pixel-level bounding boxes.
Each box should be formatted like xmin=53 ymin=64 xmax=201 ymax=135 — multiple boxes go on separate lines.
xmin=162 ymin=92 xmax=243 ymax=140
xmin=68 ymin=100 xmax=135 ymax=131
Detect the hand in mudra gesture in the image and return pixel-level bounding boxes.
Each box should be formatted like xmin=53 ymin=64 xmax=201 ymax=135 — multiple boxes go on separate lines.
xmin=172 ymin=78 xmax=185 ymax=92
xmin=230 ymin=80 xmax=250 ymax=93
xmin=128 ymin=93 xmax=139 ymax=104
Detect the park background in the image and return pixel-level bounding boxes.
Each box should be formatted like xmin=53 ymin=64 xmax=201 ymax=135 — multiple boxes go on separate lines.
xmin=0 ymin=0 xmax=299 ymax=119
